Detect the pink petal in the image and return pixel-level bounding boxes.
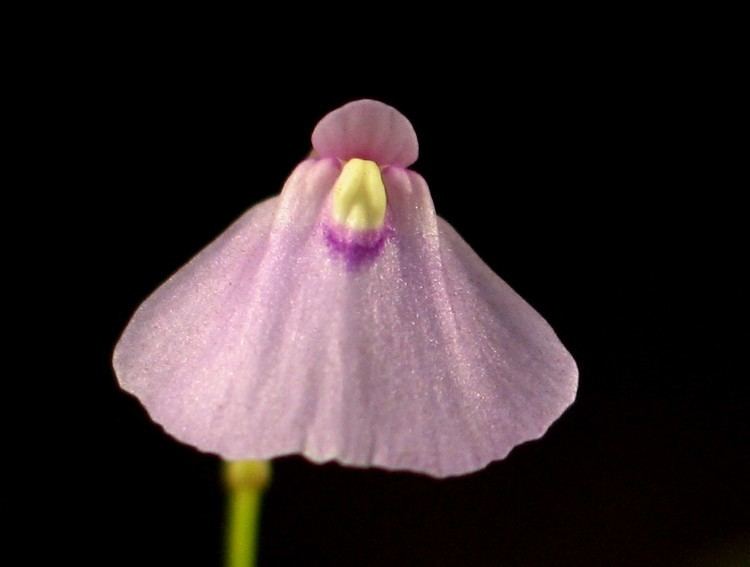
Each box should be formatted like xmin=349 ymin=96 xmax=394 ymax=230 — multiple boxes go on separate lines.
xmin=114 ymin=159 xmax=577 ymax=478
xmin=312 ymin=99 xmax=419 ymax=167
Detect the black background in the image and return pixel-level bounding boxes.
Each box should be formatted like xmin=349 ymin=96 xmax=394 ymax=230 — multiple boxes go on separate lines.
xmin=31 ymin=29 xmax=746 ymax=567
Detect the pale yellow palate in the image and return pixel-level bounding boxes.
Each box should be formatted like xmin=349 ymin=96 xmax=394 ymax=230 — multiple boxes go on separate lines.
xmin=331 ymin=158 xmax=387 ymax=230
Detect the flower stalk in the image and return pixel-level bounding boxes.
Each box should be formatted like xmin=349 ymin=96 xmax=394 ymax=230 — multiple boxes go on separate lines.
xmin=223 ymin=460 xmax=271 ymax=567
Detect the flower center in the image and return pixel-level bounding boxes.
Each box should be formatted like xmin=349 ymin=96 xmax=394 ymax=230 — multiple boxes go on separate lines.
xmin=331 ymin=158 xmax=386 ymax=230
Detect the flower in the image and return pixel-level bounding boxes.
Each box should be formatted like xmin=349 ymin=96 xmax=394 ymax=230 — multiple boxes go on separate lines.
xmin=113 ymin=100 xmax=578 ymax=478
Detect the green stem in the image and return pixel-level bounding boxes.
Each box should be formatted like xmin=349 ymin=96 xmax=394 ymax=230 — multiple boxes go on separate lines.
xmin=223 ymin=460 xmax=271 ymax=567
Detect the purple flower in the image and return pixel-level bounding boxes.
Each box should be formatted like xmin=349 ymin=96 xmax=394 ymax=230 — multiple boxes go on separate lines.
xmin=113 ymin=100 xmax=578 ymax=478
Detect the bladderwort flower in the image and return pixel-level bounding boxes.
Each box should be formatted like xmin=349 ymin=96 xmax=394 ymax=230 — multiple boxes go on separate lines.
xmin=113 ymin=99 xmax=578 ymax=479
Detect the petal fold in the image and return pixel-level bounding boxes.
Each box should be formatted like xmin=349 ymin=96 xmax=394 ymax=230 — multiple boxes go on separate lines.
xmin=312 ymin=99 xmax=419 ymax=167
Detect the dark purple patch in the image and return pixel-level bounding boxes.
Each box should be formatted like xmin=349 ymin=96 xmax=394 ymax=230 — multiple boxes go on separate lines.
xmin=323 ymin=221 xmax=394 ymax=270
